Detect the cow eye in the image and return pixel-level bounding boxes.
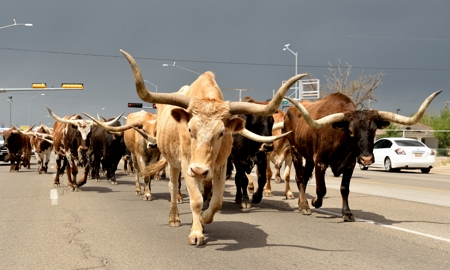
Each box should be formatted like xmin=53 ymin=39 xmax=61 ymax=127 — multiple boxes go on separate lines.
xmin=218 ymin=131 xmax=224 ymax=138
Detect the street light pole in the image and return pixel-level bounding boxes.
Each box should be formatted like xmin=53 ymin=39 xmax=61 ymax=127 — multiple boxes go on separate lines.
xmin=28 ymin=93 xmax=45 ymax=126
xmin=7 ymin=96 xmax=13 ymax=126
xmin=144 ymin=80 xmax=158 ymax=93
xmin=283 ymin=44 xmax=299 ymax=100
xmin=0 ymin=19 xmax=33 ymax=30
xmin=162 ymin=62 xmax=201 ymax=75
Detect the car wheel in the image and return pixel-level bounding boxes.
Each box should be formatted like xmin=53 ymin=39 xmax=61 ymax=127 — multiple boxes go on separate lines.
xmin=359 ymin=164 xmax=368 ymax=170
xmin=384 ymin=157 xmax=394 ymax=172
xmin=421 ymin=168 xmax=430 ymax=174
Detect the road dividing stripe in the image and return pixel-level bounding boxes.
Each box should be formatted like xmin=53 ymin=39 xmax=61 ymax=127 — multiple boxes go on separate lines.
xmin=314 ymin=208 xmax=450 ymax=243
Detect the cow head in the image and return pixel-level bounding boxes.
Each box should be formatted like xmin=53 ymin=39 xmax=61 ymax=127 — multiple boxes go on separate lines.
xmin=120 ymin=49 xmax=304 ymax=180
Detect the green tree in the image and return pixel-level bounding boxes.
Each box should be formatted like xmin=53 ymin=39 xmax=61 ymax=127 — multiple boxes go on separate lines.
xmin=432 ymin=107 xmax=450 ymax=156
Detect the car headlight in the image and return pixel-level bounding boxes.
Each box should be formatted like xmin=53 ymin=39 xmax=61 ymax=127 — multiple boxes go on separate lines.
xmin=394 ymin=148 xmax=406 ymax=155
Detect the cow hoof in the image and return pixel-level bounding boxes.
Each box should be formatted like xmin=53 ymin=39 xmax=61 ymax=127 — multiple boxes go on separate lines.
xmin=143 ymin=194 xmax=153 ymax=201
xmin=169 ymin=220 xmax=181 ymax=227
xmin=285 ymin=192 xmax=294 ymax=200
xmin=177 ymin=196 xmax=183 ymax=204
xmin=135 ymin=191 xmax=141 ymax=195
xmin=312 ymin=198 xmax=323 ymax=208
xmin=263 ymin=190 xmax=273 ymax=197
xmin=111 ymin=181 xmax=118 ymax=185
xmin=343 ymin=214 xmax=355 ymax=222
xmin=188 ymin=235 xmax=205 ymax=246
xmin=38 ymin=171 xmax=42 ymax=174
xmin=54 ymin=183 xmax=60 ymax=187
xmin=301 ymin=208 xmax=312 ymax=215
xmin=275 ymin=177 xmax=282 ymax=183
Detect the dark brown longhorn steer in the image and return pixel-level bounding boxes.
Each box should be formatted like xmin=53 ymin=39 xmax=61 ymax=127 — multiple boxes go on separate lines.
xmin=120 ymin=49 xmax=303 ymax=245
xmin=2 ymin=126 xmax=32 ymax=172
xmin=283 ymin=90 xmax=442 ymax=221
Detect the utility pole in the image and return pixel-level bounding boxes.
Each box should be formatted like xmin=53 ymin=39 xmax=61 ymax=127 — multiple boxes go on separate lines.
xmin=445 ymin=100 xmax=449 ymax=108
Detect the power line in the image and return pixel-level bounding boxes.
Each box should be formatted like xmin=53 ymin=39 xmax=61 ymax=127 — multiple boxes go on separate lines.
xmin=2 ymin=47 xmax=450 ymax=72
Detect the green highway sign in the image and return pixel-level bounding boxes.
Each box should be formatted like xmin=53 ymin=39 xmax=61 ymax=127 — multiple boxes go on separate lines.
xmin=281 ymin=100 xmax=289 ymax=105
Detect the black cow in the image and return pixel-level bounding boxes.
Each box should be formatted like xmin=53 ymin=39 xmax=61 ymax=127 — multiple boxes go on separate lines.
xmin=225 ymin=97 xmax=276 ymax=208
xmin=2 ymin=126 xmax=32 ymax=172
xmin=84 ymin=115 xmax=130 ymax=185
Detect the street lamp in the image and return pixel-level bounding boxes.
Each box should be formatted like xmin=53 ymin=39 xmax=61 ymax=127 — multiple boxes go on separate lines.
xmin=28 ymin=93 xmax=45 ymax=126
xmin=283 ymin=44 xmax=299 ymax=99
xmin=144 ymin=80 xmax=158 ymax=93
xmin=7 ymin=96 xmax=13 ymax=125
xmin=0 ymin=19 xmax=33 ymax=30
xmin=162 ymin=62 xmax=201 ymax=75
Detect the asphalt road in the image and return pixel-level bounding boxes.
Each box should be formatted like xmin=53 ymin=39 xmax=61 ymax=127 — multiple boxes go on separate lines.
xmin=0 ymin=157 xmax=449 ymax=269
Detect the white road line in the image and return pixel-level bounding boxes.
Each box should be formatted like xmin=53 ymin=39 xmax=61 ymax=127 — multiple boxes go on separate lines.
xmin=315 ymin=208 xmax=450 ymax=243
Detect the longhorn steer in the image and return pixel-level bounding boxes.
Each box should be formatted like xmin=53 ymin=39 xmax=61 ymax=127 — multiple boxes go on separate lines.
xmin=225 ymin=96 xmax=276 ymax=209
xmin=2 ymin=126 xmax=32 ymax=172
xmin=263 ymin=109 xmax=294 ymax=199
xmin=82 ymin=114 xmax=133 ymax=185
xmin=121 ymin=49 xmax=303 ymax=245
xmin=283 ymin=91 xmax=442 ymax=221
xmin=29 ymin=124 xmax=53 ymax=174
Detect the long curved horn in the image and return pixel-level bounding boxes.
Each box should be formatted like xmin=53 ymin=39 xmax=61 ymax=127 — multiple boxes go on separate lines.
xmin=82 ymin=112 xmax=142 ymax=132
xmin=228 ymin=73 xmax=308 ymax=116
xmin=120 ymin=49 xmax=191 ymax=109
xmin=46 ymin=106 xmax=81 ymax=125
xmin=377 ymin=90 xmax=442 ymax=125
xmin=132 ymin=126 xmax=157 ymax=145
xmin=284 ymin=96 xmax=346 ymax=128
xmin=272 ymin=122 xmax=284 ymax=131
xmin=101 ymin=113 xmax=124 ymax=126
xmin=235 ymin=128 xmax=292 ymax=143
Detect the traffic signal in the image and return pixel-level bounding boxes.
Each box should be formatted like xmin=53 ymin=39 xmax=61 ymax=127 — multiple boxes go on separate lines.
xmin=153 ymin=103 xmax=157 ymax=109
xmin=128 ymin=103 xmax=143 ymax=108
xmin=31 ymin=83 xmax=47 ymax=89
xmin=61 ymin=83 xmax=84 ymax=90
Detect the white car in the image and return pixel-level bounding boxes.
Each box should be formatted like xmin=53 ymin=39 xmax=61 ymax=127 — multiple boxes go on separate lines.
xmin=360 ymin=137 xmax=435 ymax=173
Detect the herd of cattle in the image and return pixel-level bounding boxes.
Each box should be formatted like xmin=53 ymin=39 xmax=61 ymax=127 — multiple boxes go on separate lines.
xmin=1 ymin=50 xmax=442 ymax=245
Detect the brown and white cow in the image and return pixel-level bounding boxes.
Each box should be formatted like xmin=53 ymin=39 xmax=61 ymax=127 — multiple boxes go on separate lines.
xmin=2 ymin=126 xmax=32 ymax=172
xmin=120 ymin=49 xmax=304 ymax=245
xmin=29 ymin=124 xmax=53 ymax=174
xmin=283 ymin=90 xmax=441 ymax=221
xmin=262 ymin=109 xmax=294 ymax=199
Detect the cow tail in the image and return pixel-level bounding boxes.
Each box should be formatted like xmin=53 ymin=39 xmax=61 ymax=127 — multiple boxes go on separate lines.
xmin=139 ymin=157 xmax=168 ymax=178
xmin=58 ymin=157 xmax=67 ymax=176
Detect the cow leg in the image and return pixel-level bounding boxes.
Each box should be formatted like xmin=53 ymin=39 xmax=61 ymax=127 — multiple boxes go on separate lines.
xmin=234 ymin=167 xmax=251 ymax=208
xmin=263 ymin=159 xmax=273 ymax=197
xmin=291 ymin=151 xmax=310 ymax=214
xmin=142 ymin=175 xmax=152 ymax=201
xmin=340 ymin=167 xmax=355 ymax=222
xmin=252 ymin=152 xmax=268 ymax=204
xmin=311 ymin=163 xmax=327 ymax=209
xmin=35 ymin=153 xmax=43 ymax=174
xmin=202 ymin=180 xmax=212 ymax=207
xmin=284 ymin=155 xmax=294 ymax=200
xmin=53 ymin=155 xmax=62 ymax=186
xmin=168 ymin=166 xmax=181 ymax=227
xmin=131 ymin=154 xmax=142 ymax=195
xmin=247 ymin=173 xmax=254 ymax=195
xmin=77 ymin=164 xmax=89 ymax=188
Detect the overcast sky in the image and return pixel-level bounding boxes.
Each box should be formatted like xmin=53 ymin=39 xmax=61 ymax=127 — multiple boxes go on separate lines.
xmin=1 ymin=0 xmax=449 ymax=127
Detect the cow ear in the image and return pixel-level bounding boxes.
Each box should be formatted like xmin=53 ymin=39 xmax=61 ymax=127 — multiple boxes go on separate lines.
xmin=332 ymin=121 xmax=349 ymax=131
xmin=376 ymin=120 xmax=390 ymax=129
xmin=227 ymin=118 xmax=245 ymax=133
xmin=171 ymin=108 xmax=190 ymax=123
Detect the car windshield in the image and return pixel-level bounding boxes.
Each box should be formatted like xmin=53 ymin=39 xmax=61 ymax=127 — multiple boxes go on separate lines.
xmin=393 ymin=140 xmax=425 ymax=147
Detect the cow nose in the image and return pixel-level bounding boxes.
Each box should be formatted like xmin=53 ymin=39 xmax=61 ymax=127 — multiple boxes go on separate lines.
xmin=189 ymin=166 xmax=209 ymax=178
xmin=359 ymin=155 xmax=374 ymax=166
